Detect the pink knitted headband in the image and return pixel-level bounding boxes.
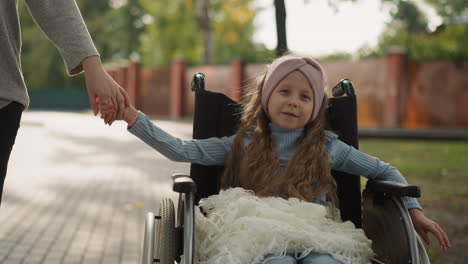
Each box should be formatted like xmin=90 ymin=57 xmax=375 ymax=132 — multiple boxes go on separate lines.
xmin=261 ymin=56 xmax=325 ymax=121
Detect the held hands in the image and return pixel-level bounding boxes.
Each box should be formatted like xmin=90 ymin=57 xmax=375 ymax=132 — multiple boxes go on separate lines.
xmin=409 ymin=208 xmax=451 ymax=251
xmin=97 ymin=97 xmax=139 ymax=127
xmin=82 ymin=56 xmax=130 ymax=125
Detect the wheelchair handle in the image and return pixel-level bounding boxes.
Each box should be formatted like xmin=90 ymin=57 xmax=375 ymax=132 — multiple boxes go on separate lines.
xmin=172 ymin=173 xmax=197 ymax=193
xmin=332 ymin=79 xmax=355 ymax=97
xmin=191 ymin=72 xmax=206 ymax=92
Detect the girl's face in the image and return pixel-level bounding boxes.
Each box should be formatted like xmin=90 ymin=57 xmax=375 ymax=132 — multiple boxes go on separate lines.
xmin=267 ymin=71 xmax=315 ymax=130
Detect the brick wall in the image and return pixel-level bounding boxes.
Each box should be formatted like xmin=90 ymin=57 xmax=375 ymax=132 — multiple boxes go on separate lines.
xmin=403 ymin=61 xmax=468 ymax=128
xmin=110 ymin=56 xmax=468 ymax=129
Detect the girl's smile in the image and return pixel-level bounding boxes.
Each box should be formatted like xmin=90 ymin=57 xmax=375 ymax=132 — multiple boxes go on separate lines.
xmin=281 ymin=111 xmax=298 ymax=118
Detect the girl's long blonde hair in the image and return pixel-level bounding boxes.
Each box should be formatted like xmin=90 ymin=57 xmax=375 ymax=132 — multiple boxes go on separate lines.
xmin=221 ymin=71 xmax=338 ymax=207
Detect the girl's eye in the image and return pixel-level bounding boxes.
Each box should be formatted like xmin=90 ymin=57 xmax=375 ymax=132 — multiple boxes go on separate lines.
xmin=301 ymin=95 xmax=311 ymax=100
xmin=279 ymin=89 xmax=289 ymax=94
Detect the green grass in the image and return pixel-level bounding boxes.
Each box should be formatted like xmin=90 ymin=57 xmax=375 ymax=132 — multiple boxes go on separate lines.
xmin=359 ymin=139 xmax=468 ymax=211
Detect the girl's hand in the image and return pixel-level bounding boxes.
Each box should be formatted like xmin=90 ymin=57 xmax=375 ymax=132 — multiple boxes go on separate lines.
xmin=96 ymin=98 xmax=115 ymax=125
xmin=409 ymin=208 xmax=451 ymax=251
xmin=96 ymin=97 xmax=139 ymax=126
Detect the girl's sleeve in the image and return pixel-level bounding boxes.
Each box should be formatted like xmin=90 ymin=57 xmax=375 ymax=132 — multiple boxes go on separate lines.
xmin=325 ymin=130 xmax=422 ymax=210
xmin=128 ymin=112 xmax=233 ymax=165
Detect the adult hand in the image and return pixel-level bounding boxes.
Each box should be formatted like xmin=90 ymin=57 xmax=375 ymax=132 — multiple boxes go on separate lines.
xmin=409 ymin=208 xmax=451 ymax=251
xmin=82 ymin=56 xmax=129 ymax=125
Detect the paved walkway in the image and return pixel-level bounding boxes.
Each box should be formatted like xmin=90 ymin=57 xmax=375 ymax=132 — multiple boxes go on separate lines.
xmin=0 ymin=111 xmax=193 ymax=264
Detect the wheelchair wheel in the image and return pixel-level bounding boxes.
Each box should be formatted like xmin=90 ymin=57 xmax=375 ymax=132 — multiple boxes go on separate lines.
xmin=142 ymin=199 xmax=176 ymax=264
xmin=363 ymin=192 xmax=421 ymax=264
xmin=155 ymin=198 xmax=177 ymax=264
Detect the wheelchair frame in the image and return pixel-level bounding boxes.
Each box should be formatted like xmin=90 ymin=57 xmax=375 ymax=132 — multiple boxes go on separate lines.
xmin=142 ymin=73 xmax=430 ymax=264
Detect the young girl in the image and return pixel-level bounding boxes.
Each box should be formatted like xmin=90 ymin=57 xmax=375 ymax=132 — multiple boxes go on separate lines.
xmin=98 ymin=55 xmax=450 ymax=264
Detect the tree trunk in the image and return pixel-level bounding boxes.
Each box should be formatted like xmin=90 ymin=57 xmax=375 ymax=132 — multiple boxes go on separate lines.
xmin=196 ymin=0 xmax=213 ymax=64
xmin=274 ymin=0 xmax=288 ymax=57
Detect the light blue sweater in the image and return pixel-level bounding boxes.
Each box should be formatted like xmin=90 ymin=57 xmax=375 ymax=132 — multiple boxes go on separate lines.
xmin=129 ymin=112 xmax=421 ymax=210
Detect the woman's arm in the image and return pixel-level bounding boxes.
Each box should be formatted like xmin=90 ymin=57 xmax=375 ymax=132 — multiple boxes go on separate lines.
xmin=25 ymin=0 xmax=127 ymax=123
xmin=25 ymin=0 xmax=97 ymax=75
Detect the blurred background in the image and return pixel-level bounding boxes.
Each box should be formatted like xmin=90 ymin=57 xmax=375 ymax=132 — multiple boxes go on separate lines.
xmin=20 ymin=0 xmax=468 ymax=130
xmin=14 ymin=0 xmax=468 ymax=263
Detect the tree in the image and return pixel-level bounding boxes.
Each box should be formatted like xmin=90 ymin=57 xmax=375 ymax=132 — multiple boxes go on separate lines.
xmin=111 ymin=0 xmax=147 ymax=60
xmin=384 ymin=0 xmax=429 ymax=58
xmin=138 ymin=0 xmax=201 ymax=67
xmin=78 ymin=0 xmax=146 ymax=60
xmin=424 ymin=0 xmax=468 ymax=20
xmin=196 ymin=0 xmax=213 ymax=64
xmin=272 ymin=0 xmax=359 ymax=57
xmin=390 ymin=0 xmax=428 ymax=33
xmin=139 ymin=0 xmax=271 ymax=67
xmin=19 ymin=0 xmax=146 ymax=89
xmin=274 ymin=0 xmax=288 ymax=57
xmin=359 ymin=0 xmax=468 ymax=61
xmin=211 ymin=0 xmax=272 ymax=64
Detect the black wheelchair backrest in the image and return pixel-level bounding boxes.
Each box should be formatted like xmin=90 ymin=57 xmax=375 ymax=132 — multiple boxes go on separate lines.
xmin=190 ymin=73 xmax=362 ymax=227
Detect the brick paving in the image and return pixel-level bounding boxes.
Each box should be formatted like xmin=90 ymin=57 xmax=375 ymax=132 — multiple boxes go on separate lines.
xmin=0 ymin=111 xmax=193 ymax=264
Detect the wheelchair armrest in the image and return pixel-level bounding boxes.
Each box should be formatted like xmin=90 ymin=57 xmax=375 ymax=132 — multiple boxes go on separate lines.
xmin=365 ymin=180 xmax=421 ymax=198
xmin=172 ymin=173 xmax=197 ymax=193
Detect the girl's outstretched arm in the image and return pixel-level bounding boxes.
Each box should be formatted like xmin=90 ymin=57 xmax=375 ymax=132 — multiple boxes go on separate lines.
xmin=326 ymin=133 xmax=421 ymax=210
xmin=97 ymin=99 xmax=233 ymax=165
xmin=325 ymin=132 xmax=450 ymax=251
xmin=127 ymin=111 xmax=233 ymax=165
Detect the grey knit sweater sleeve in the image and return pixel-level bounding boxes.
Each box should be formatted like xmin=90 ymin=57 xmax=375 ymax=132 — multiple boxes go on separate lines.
xmin=25 ymin=0 xmax=99 ymax=75
xmin=0 ymin=0 xmax=99 ymax=109
xmin=128 ymin=112 xmax=233 ymax=165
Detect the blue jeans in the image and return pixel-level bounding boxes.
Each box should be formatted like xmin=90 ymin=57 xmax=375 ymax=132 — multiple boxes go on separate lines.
xmin=262 ymin=252 xmax=343 ymax=264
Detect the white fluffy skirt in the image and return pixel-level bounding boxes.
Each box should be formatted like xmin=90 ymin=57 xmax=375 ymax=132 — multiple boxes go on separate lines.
xmin=193 ymin=188 xmax=373 ymax=264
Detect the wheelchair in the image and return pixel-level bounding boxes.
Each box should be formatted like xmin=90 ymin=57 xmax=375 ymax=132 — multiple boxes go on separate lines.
xmin=142 ymin=73 xmax=431 ymax=264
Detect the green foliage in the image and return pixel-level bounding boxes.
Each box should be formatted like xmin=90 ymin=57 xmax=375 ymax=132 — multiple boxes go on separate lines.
xmin=138 ymin=0 xmax=202 ymax=67
xmin=82 ymin=0 xmax=145 ymax=60
xmin=359 ymin=0 xmax=468 ymax=61
xmin=138 ymin=0 xmax=272 ymax=67
xmin=391 ymin=0 xmax=428 ymax=33
xmin=424 ymin=0 xmax=468 ymax=20
xmin=19 ymin=0 xmax=145 ymax=90
xmin=19 ymin=1 xmax=82 ymax=90
xmin=411 ymin=25 xmax=468 ymax=60
xmin=211 ymin=0 xmax=274 ymax=64
xmin=380 ymin=0 xmax=429 ymax=33
xmin=20 ymin=0 xmax=269 ymax=89
xmin=359 ymin=23 xmax=468 ymax=61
